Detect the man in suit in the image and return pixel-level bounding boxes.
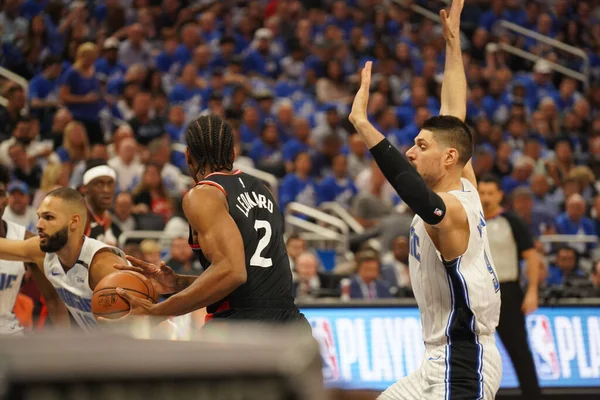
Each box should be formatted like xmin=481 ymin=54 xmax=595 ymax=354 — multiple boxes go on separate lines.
xmin=350 ymin=250 xmax=393 ymax=299
xmin=294 ymin=251 xmax=337 ymax=298
xmin=381 ymin=235 xmax=412 ymax=296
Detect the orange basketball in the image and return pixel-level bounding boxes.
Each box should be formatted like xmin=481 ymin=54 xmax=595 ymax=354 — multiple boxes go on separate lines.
xmin=91 ymin=271 xmax=158 ymax=319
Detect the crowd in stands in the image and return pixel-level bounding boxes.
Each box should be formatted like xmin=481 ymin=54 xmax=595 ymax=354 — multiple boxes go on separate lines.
xmin=2 ymin=0 xmax=600 ymax=328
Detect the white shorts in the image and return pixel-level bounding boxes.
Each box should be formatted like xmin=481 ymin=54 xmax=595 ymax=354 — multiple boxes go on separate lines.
xmin=379 ymin=336 xmax=502 ymax=400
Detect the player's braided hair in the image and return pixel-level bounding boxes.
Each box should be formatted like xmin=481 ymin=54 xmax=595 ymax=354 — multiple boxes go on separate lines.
xmin=185 ymin=115 xmax=234 ymax=177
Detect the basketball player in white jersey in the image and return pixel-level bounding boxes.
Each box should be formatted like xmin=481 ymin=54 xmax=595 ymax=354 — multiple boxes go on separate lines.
xmin=0 ymin=168 xmax=69 ymax=334
xmin=349 ymin=1 xmax=501 ymax=399
xmin=0 ymin=187 xmax=128 ymax=331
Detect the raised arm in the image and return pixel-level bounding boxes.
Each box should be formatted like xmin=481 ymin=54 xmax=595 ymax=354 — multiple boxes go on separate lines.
xmin=438 ymin=0 xmax=476 ymax=187
xmin=349 ymin=63 xmax=470 ymax=261
xmin=149 ymin=185 xmax=247 ymax=316
xmin=0 ymin=236 xmax=45 ymax=266
xmin=439 ymin=0 xmax=467 ymax=120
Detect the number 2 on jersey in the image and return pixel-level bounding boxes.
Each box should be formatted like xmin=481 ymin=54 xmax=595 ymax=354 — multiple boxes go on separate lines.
xmin=250 ymin=219 xmax=273 ymax=268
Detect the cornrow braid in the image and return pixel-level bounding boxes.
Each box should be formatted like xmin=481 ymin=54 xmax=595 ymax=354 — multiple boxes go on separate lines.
xmin=185 ymin=115 xmax=235 ymax=178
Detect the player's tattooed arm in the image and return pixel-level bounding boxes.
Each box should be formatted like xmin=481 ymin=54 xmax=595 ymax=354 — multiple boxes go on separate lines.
xmin=23 ymin=232 xmax=70 ymax=326
xmin=88 ymin=248 xmax=129 ymax=290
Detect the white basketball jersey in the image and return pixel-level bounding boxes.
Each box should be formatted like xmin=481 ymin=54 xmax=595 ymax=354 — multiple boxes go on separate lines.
xmin=44 ymin=237 xmax=115 ymax=331
xmin=408 ymin=178 xmax=501 ymax=346
xmin=0 ymin=219 xmax=26 ymax=335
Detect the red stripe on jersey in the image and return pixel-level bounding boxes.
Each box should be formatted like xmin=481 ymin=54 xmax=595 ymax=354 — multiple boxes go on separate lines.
xmin=197 ymin=180 xmax=227 ymax=197
xmin=203 ymin=169 xmax=242 ymax=179
xmin=204 ymin=300 xmax=231 ymax=323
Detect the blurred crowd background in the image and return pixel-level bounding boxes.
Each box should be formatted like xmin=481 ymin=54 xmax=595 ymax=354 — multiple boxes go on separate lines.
xmin=1 ymin=0 xmax=600 ymax=330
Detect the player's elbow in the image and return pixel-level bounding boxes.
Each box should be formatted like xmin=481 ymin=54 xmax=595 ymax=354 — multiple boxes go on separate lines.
xmin=229 ymin=263 xmax=247 ymax=287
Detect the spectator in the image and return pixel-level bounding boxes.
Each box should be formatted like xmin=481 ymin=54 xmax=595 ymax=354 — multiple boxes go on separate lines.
xmin=0 ymin=0 xmax=27 ymax=44
xmin=283 ymin=117 xmax=312 ymax=172
xmin=128 ymin=91 xmax=166 ymax=146
xmin=243 ymin=28 xmax=280 ymax=79
xmin=316 ymin=60 xmax=352 ymax=104
xmin=511 ymin=186 xmax=556 ymax=238
xmin=32 ymin=163 xmax=68 ymax=209
xmin=145 ymin=137 xmax=187 ymax=195
xmin=28 ymin=55 xmax=62 ymax=133
xmin=111 ymin=192 xmax=137 ymax=233
xmin=275 ymin=100 xmax=296 ymax=143
xmin=167 ymin=237 xmax=203 ymax=276
xmin=380 ymin=236 xmax=411 ymax=296
xmin=59 ymin=42 xmax=104 ymax=145
xmin=347 ymin=132 xmax=370 ymax=179
xmin=556 ymin=194 xmax=596 ymax=255
xmin=349 ymin=250 xmax=392 ymax=300
xmin=83 ymin=160 xmax=120 ymax=245
xmin=0 ymin=116 xmax=52 ymax=170
xmin=50 ymin=121 xmax=90 ymax=167
xmin=95 ymin=37 xmax=127 ymax=83
xmin=546 ymin=246 xmax=587 ymax=286
xmin=118 ymin=23 xmax=153 ymax=68
xmin=286 ymin=233 xmax=306 ymax=275
xmin=2 ymin=181 xmax=37 ymax=232
xmin=169 ymin=63 xmax=203 ymax=121
xmin=294 ymin=251 xmax=328 ymax=299
xmin=352 ymin=160 xmax=400 ymax=229
xmin=8 ymin=143 xmax=42 ymax=191
xmin=502 ymin=156 xmax=535 ymax=196
xmin=132 ymin=163 xmax=173 ymax=221
xmin=0 ymin=85 xmax=26 ymax=141
xmin=280 ymin=152 xmax=316 ymax=211
xmin=139 ymin=239 xmax=162 ymax=266
xmin=491 ymin=141 xmax=513 ymax=178
xmin=249 ymin=120 xmax=285 ymax=177
xmin=316 ymin=154 xmax=357 ymax=209
xmin=312 ymin=107 xmax=349 ymax=149
xmin=108 ymin=137 xmax=142 ymax=193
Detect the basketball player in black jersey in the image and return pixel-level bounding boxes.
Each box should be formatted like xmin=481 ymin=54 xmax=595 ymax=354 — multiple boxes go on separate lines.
xmin=111 ymin=115 xmax=308 ymax=326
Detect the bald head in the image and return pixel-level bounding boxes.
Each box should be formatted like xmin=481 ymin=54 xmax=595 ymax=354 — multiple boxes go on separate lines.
xmin=296 ymin=251 xmax=319 ymax=279
xmin=566 ymin=193 xmax=586 ymax=221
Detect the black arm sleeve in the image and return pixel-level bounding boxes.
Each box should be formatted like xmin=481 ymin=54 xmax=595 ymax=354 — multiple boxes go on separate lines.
xmin=369 ymin=139 xmax=446 ymax=225
xmin=503 ymin=212 xmax=535 ymax=256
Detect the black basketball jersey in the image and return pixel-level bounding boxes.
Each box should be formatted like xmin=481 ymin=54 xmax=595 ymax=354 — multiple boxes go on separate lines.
xmin=188 ymin=169 xmax=296 ymax=316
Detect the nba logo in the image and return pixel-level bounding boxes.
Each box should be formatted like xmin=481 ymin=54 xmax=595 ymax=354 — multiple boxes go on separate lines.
xmin=527 ymin=315 xmax=561 ymax=380
xmin=309 ymin=318 xmax=339 ymax=381
xmin=434 ymin=208 xmax=443 ymax=217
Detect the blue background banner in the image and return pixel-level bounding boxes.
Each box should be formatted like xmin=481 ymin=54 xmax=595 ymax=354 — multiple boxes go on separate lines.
xmin=301 ymin=306 xmax=600 ymax=390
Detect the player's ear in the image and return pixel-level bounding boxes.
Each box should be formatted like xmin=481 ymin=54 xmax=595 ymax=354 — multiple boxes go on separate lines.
xmin=444 ymin=148 xmax=458 ymax=166
xmin=71 ymin=214 xmax=81 ymax=231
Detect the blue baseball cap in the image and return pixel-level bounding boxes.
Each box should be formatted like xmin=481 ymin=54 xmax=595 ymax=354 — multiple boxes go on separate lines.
xmin=7 ymin=181 xmax=29 ymax=194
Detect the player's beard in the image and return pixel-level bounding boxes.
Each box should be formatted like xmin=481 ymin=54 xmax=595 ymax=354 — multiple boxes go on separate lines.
xmin=40 ymin=225 xmax=69 ymax=253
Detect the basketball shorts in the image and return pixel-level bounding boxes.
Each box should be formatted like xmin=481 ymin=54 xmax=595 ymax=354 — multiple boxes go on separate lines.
xmin=378 ymin=335 xmax=502 ymax=400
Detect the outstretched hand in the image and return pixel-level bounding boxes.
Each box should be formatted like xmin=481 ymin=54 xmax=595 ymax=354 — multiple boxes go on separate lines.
xmin=349 ymin=61 xmax=372 ymax=127
xmin=114 ymin=256 xmax=178 ymax=295
xmin=440 ymin=0 xmax=464 ymax=42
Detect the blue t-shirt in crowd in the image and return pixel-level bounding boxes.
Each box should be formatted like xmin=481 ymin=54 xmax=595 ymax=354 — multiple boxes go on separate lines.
xmin=95 ymin=58 xmax=127 ymax=82
xmin=316 ymin=175 xmax=357 ymax=209
xmin=61 ymin=67 xmax=102 ymax=121
xmin=279 ymin=173 xmax=317 ymax=211
xmin=282 ymin=139 xmax=311 ymax=163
